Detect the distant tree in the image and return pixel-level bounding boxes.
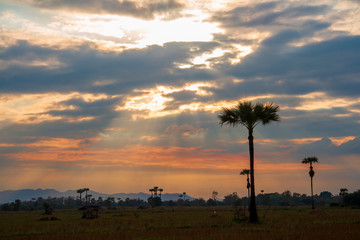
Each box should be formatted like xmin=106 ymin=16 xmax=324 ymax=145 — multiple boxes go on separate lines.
xmin=159 ymin=188 xmax=163 ymax=199
xmin=240 ymin=169 xmax=251 ymax=200
xmin=219 ymin=101 xmax=280 ymax=222
xmin=223 ymin=192 xmax=240 ymax=205
xmin=153 ymin=186 xmax=159 ymax=197
xmin=76 ymin=189 xmax=84 ymax=202
xmin=148 ymin=196 xmax=162 ymax=207
xmin=43 ymin=202 xmax=53 ymax=215
xmin=183 ymin=192 xmax=186 ymax=201
xmin=342 ymin=190 xmax=360 ymax=206
xmin=149 ymin=188 xmax=154 ymax=197
xmin=212 ymin=191 xmax=218 ymax=202
xmin=280 ymin=190 xmax=291 ymax=206
xmin=206 ymin=198 xmax=217 ymax=206
xmin=302 ymin=156 xmax=318 ymax=209
xmin=13 ymin=199 xmax=21 ymax=211
xmin=339 ymin=188 xmax=348 ymax=197
xmin=83 ymin=188 xmax=90 ymax=204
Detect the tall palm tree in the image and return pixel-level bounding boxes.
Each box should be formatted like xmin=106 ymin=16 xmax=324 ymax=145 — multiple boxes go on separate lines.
xmin=77 ymin=189 xmax=85 ymax=205
xmin=153 ymin=186 xmax=159 ymax=197
xmin=159 ymin=188 xmax=163 ymax=199
xmin=83 ymin=188 xmax=90 ymax=204
xmin=240 ymin=169 xmax=251 ymax=200
xmin=149 ymin=188 xmax=154 ymax=197
xmin=302 ymin=156 xmax=318 ymax=209
xmin=219 ymin=101 xmax=280 ymax=223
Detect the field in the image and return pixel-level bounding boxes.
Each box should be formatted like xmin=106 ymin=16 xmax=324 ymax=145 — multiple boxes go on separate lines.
xmin=0 ymin=206 xmax=360 ymax=240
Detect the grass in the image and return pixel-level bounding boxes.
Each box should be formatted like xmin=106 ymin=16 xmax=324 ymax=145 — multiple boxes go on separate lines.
xmin=0 ymin=206 xmax=359 ymax=239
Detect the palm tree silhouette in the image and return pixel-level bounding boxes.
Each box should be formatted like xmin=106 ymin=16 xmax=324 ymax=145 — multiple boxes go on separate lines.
xmin=77 ymin=189 xmax=85 ymax=203
xmin=302 ymin=156 xmax=318 ymax=209
xmin=219 ymin=101 xmax=280 ymax=223
xmin=240 ymin=169 xmax=251 ymax=200
xmin=149 ymin=188 xmax=154 ymax=197
xmin=83 ymin=188 xmax=90 ymax=204
xmin=159 ymin=188 xmax=163 ymax=199
xmin=153 ymin=186 xmax=159 ymax=197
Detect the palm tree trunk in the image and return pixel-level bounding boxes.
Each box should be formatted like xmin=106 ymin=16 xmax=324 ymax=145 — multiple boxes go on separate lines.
xmin=248 ymin=129 xmax=258 ymax=222
xmin=311 ymin=176 xmax=314 ymax=209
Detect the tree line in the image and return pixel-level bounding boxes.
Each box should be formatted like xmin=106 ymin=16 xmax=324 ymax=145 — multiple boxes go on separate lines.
xmin=2 ymin=189 xmax=360 ymax=211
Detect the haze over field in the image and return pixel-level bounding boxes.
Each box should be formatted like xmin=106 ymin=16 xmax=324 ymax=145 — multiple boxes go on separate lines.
xmin=0 ymin=0 xmax=359 ymax=198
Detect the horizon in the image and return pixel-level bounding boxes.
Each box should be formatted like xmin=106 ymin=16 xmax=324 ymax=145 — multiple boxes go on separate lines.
xmin=1 ymin=0 xmax=360 ymax=199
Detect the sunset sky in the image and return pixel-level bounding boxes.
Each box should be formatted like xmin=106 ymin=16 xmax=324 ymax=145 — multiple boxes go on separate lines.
xmin=1 ymin=0 xmax=360 ymax=199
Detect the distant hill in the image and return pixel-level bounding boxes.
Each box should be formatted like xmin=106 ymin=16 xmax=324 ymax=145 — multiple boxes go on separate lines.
xmin=0 ymin=189 xmax=194 ymax=204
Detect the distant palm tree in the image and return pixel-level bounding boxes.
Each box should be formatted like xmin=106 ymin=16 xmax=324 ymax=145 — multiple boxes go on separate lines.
xmin=159 ymin=188 xmax=163 ymax=199
xmin=339 ymin=188 xmax=348 ymax=197
xmin=302 ymin=156 xmax=318 ymax=209
xmin=219 ymin=101 xmax=280 ymax=223
xmin=240 ymin=169 xmax=251 ymax=200
xmin=83 ymin=188 xmax=90 ymax=204
xmin=149 ymin=188 xmax=154 ymax=197
xmin=153 ymin=186 xmax=159 ymax=197
xmin=77 ymin=189 xmax=85 ymax=203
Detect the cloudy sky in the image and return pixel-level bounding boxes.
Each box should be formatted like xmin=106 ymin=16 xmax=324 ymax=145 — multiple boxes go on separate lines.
xmin=1 ymin=0 xmax=359 ymax=198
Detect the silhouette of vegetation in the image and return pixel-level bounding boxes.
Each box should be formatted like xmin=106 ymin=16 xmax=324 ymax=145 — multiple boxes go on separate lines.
xmin=302 ymin=156 xmax=318 ymax=209
xmin=342 ymin=190 xmax=360 ymax=207
xmin=219 ymin=101 xmax=280 ymax=222
xmin=1 ymin=189 xmax=352 ymax=211
xmin=147 ymin=186 xmax=163 ymax=207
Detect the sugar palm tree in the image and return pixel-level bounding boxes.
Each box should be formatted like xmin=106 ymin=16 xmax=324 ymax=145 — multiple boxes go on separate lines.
xmin=219 ymin=101 xmax=280 ymax=222
xmin=149 ymin=188 xmax=154 ymax=197
xmin=240 ymin=169 xmax=251 ymax=199
xmin=83 ymin=188 xmax=90 ymax=204
xmin=77 ymin=188 xmax=85 ymax=205
xmin=153 ymin=186 xmax=159 ymax=197
xmin=302 ymin=156 xmax=318 ymax=209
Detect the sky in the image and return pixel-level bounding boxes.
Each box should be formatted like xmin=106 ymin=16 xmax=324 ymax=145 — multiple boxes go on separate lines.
xmin=0 ymin=0 xmax=360 ymax=199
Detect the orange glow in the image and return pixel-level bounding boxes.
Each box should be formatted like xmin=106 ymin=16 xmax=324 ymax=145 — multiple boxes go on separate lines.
xmin=329 ymin=136 xmax=356 ymax=146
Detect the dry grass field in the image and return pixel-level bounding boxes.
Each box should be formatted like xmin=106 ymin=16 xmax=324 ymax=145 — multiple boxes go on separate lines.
xmin=0 ymin=206 xmax=359 ymax=240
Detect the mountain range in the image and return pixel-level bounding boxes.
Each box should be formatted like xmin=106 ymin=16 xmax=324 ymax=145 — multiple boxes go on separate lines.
xmin=0 ymin=189 xmax=194 ymax=204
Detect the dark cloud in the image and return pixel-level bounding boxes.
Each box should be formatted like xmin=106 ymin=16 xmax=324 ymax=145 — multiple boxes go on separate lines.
xmin=25 ymin=0 xmax=185 ymax=19
xmin=294 ymin=137 xmax=360 ymax=160
xmin=224 ymin=34 xmax=360 ymax=98
xmin=212 ymin=2 xmax=329 ymax=28
xmin=0 ymin=40 xmax=218 ymax=94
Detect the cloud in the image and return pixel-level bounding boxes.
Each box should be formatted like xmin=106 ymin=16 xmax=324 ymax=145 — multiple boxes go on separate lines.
xmin=21 ymin=0 xmax=185 ymax=20
xmin=212 ymin=2 xmax=329 ymax=28
xmin=165 ymin=124 xmax=204 ymax=136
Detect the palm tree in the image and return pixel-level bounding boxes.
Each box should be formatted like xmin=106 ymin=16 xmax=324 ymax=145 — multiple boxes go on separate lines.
xmin=159 ymin=188 xmax=163 ymax=199
xmin=83 ymin=188 xmax=90 ymax=204
xmin=149 ymin=188 xmax=154 ymax=197
xmin=153 ymin=186 xmax=159 ymax=197
xmin=219 ymin=101 xmax=280 ymax=222
xmin=302 ymin=156 xmax=318 ymax=209
xmin=240 ymin=169 xmax=251 ymax=205
xmin=77 ymin=189 xmax=85 ymax=203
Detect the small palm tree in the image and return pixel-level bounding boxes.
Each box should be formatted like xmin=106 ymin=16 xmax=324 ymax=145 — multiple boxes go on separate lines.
xmin=149 ymin=188 xmax=154 ymax=197
xmin=153 ymin=186 xmax=159 ymax=197
xmin=83 ymin=188 xmax=90 ymax=204
xmin=77 ymin=189 xmax=85 ymax=204
xmin=302 ymin=156 xmax=318 ymax=209
xmin=339 ymin=188 xmax=348 ymax=197
xmin=219 ymin=101 xmax=280 ymax=222
xmin=240 ymin=169 xmax=251 ymax=200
